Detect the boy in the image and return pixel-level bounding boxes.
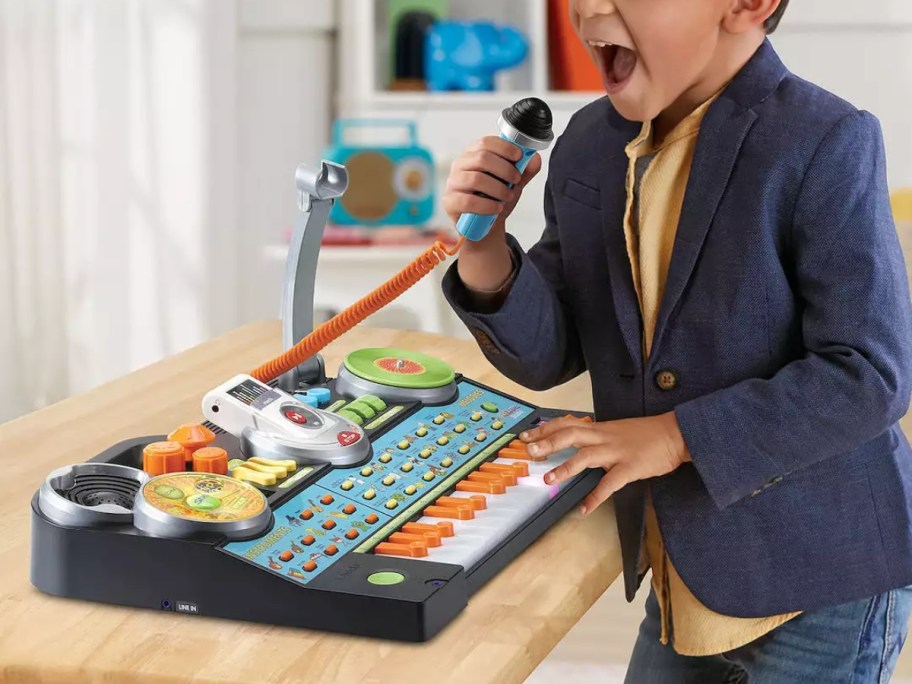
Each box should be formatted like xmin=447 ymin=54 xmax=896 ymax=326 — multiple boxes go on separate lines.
xmin=442 ymin=0 xmax=912 ymax=681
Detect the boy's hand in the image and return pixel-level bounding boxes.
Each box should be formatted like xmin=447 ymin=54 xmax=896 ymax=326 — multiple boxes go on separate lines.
xmin=520 ymin=413 xmax=692 ymax=515
xmin=443 ymin=136 xmax=543 ymax=238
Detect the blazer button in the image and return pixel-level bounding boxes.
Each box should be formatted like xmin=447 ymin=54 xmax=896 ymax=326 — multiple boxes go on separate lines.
xmin=655 ymin=370 xmax=679 ymax=391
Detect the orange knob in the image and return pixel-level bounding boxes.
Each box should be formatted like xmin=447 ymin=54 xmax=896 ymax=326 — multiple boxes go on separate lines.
xmin=168 ymin=423 xmax=216 ymax=463
xmin=191 ymin=446 xmax=229 ymax=475
xmin=142 ymin=441 xmax=187 ymax=476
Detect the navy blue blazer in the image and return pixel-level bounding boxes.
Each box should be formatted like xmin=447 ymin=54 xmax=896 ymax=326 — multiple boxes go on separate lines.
xmin=443 ymin=41 xmax=912 ymax=617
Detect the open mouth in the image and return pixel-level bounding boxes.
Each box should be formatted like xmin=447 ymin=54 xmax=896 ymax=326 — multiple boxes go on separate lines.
xmin=588 ymin=41 xmax=638 ymax=93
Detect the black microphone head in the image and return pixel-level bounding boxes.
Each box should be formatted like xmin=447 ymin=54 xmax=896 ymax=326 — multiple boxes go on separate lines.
xmin=502 ymin=97 xmax=553 ymax=142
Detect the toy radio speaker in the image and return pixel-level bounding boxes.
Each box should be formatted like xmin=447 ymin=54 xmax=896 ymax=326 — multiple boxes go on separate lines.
xmin=325 ymin=120 xmax=435 ymax=226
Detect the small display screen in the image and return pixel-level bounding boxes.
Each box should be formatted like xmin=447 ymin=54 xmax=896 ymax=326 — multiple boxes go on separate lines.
xmin=227 ymin=379 xmax=269 ymax=406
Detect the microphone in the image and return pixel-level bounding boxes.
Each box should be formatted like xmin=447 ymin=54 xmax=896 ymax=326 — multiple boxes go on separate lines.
xmin=455 ymin=97 xmax=554 ymax=241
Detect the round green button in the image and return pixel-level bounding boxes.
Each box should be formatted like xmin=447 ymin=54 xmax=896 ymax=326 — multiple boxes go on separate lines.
xmin=367 ymin=571 xmax=405 ymax=586
xmin=481 ymin=402 xmax=498 ymax=413
xmin=186 ymin=494 xmax=220 ymax=511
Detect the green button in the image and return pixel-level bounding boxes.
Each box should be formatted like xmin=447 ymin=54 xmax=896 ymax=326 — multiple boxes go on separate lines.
xmin=338 ymin=408 xmax=364 ymax=425
xmin=186 ymin=494 xmax=220 ymax=511
xmin=367 ymin=571 xmax=405 ymax=586
xmin=345 ymin=401 xmax=376 ymax=420
xmin=481 ymin=402 xmax=498 ymax=413
xmin=360 ymin=395 xmax=387 ymax=412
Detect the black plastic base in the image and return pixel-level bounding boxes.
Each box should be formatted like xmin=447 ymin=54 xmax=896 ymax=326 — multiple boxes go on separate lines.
xmin=29 ymin=380 xmax=599 ymax=642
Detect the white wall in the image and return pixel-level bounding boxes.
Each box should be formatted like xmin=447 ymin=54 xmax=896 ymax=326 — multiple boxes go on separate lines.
xmin=236 ymin=0 xmax=335 ymax=323
xmin=772 ymin=6 xmax=912 ymax=190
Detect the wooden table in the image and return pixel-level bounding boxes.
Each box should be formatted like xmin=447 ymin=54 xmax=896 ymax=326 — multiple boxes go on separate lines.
xmin=0 ymin=323 xmax=622 ymax=684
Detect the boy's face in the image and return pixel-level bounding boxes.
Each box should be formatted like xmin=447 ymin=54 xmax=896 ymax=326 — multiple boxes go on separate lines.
xmin=571 ymin=0 xmax=732 ymax=122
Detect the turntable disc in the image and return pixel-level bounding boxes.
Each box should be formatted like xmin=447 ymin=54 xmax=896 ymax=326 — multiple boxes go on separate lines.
xmin=344 ymin=348 xmax=455 ymax=389
xmin=335 ymin=348 xmax=458 ymax=404
xmin=133 ymin=472 xmax=271 ymax=540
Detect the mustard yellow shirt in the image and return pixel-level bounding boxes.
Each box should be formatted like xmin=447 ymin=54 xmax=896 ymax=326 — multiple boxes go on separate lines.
xmin=623 ymin=95 xmax=801 ymax=656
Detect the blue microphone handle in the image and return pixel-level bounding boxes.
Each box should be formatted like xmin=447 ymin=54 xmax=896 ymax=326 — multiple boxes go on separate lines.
xmin=455 ymin=137 xmax=539 ymax=242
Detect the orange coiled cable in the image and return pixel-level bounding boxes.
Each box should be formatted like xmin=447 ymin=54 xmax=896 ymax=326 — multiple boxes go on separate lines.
xmin=250 ymin=237 xmax=465 ymax=383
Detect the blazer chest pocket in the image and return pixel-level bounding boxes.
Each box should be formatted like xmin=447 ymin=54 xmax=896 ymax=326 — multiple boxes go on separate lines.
xmin=562 ymin=178 xmax=601 ymax=211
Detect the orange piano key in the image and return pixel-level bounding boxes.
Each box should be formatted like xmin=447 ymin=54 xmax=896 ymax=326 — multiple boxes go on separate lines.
xmin=402 ymin=521 xmax=455 ymax=538
xmin=438 ymin=495 xmax=486 ymax=511
xmin=497 ymin=447 xmax=547 ymax=462
xmin=424 ymin=504 xmax=474 ymax=520
xmin=390 ymin=531 xmax=441 ymax=548
xmin=478 ymin=463 xmax=517 ymax=485
xmin=492 ymin=459 xmax=529 ymax=477
xmin=455 ymin=479 xmax=506 ymax=495
xmin=508 ymin=440 xmax=525 ymax=449
xmin=467 ymin=472 xmax=510 ymax=488
xmin=375 ymin=541 xmax=428 ymax=558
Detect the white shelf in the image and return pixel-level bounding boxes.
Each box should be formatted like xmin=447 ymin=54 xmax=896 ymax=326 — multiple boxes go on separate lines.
xmin=337 ymin=90 xmax=605 ymax=111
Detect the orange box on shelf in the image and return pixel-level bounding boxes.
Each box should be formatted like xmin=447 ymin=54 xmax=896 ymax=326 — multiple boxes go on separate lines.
xmin=548 ymin=0 xmax=603 ymax=91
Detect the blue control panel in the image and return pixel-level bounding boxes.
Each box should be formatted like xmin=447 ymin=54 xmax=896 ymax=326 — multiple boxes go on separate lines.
xmin=221 ymin=381 xmax=534 ymax=585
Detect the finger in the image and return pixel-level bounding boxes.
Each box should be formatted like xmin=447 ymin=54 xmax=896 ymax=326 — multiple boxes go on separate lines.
xmin=470 ymin=136 xmax=524 ymax=162
xmin=443 ymin=193 xmax=503 ymax=218
xmin=544 ymin=445 xmax=612 ymax=485
xmin=528 ymin=424 xmax=607 ymax=459
xmin=448 ymin=171 xmax=515 ymax=202
xmin=580 ymin=465 xmax=635 ymax=515
xmin=458 ymin=150 xmax=523 ymax=186
xmin=520 ymin=415 xmax=583 ymax=444
xmin=517 ymin=153 xmax=543 ymax=188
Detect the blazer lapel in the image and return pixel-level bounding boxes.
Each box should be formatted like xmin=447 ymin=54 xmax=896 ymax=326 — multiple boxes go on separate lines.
xmin=649 ymin=100 xmax=758 ymax=359
xmin=600 ymin=111 xmax=643 ymax=367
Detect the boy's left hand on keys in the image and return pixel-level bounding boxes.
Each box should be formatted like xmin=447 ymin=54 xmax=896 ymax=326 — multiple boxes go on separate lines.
xmin=519 ymin=413 xmax=691 ymax=516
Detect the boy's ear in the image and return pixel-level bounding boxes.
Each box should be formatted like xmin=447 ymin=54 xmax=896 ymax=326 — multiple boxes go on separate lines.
xmin=722 ymin=0 xmax=783 ymax=34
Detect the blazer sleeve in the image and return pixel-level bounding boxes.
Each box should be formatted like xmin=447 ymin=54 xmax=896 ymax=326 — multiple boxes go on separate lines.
xmin=676 ymin=110 xmax=912 ymax=510
xmin=441 ymin=137 xmax=586 ymax=391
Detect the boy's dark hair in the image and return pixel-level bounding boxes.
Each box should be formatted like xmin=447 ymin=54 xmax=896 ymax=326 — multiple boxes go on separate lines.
xmin=765 ymin=0 xmax=789 ymax=33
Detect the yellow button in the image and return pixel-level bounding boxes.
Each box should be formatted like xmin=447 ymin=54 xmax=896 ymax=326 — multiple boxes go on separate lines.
xmin=379 ymin=453 xmax=392 ymax=463
xmin=441 ymin=457 xmax=453 ymax=468
xmin=401 ymin=462 xmax=414 ymax=473
xmin=405 ymin=484 xmax=418 ymax=495
xmin=382 ymin=475 xmax=396 ymax=486
xmin=454 ymin=424 xmax=466 ymax=433
xmin=385 ymin=499 xmax=399 ymax=510
xmin=437 ymin=436 xmax=449 ymax=446
xmin=341 ymin=480 xmax=354 ymax=491
xmin=363 ymin=488 xmax=376 ymax=500
xmin=423 ymin=472 xmax=435 ymax=482
xmin=420 ymin=448 xmax=432 ymax=458
xmin=361 ymin=466 xmax=373 ymax=477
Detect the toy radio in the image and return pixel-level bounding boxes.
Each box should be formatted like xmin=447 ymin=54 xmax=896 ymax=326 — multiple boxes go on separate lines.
xmin=28 ymin=99 xmax=596 ymax=642
xmin=324 ymin=119 xmax=435 ymax=226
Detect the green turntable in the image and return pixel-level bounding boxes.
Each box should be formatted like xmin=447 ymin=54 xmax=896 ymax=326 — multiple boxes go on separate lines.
xmin=334 ymin=348 xmax=458 ymax=404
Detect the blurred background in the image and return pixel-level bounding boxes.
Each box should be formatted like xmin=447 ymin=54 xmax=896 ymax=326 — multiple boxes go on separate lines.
xmin=1 ymin=1 xmax=911 ymax=681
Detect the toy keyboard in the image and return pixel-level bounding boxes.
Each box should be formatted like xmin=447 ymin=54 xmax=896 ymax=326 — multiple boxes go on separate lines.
xmin=30 ymin=348 xmax=599 ymax=642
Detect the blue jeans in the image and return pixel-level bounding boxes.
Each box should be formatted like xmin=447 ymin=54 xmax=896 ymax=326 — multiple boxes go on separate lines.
xmin=625 ymin=587 xmax=912 ymax=683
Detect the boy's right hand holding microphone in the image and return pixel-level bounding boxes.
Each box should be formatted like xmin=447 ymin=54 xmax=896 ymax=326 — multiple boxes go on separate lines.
xmin=444 ymin=136 xmax=543 ymax=294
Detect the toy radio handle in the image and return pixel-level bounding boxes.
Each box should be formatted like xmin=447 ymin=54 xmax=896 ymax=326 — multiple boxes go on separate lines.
xmin=456 ymin=98 xmax=554 ymax=242
xmin=279 ymin=160 xmax=349 ymax=392
xmin=331 ymin=119 xmax=420 ymax=147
